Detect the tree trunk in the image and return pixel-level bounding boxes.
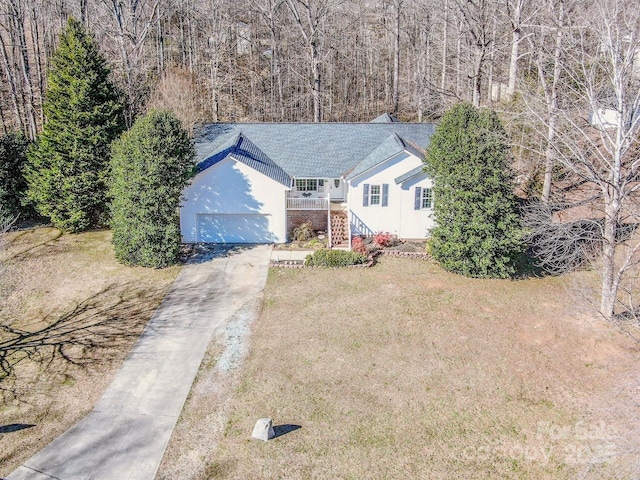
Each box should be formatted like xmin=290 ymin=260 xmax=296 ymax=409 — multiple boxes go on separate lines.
xmin=29 ymin=2 xmax=45 ymax=126
xmin=600 ymin=200 xmax=619 ymax=319
xmin=0 ymin=33 xmax=25 ymax=133
xmin=311 ymin=39 xmax=321 ymax=122
xmin=506 ymin=0 xmax=523 ymax=100
xmin=541 ymin=111 xmax=556 ymax=203
xmin=472 ymin=44 xmax=483 ymax=107
xmin=487 ymin=16 xmax=496 ymax=103
xmin=506 ymin=26 xmax=520 ymax=100
xmin=540 ymin=12 xmax=563 ymax=204
xmin=12 ymin=2 xmax=38 ymax=139
xmin=392 ymin=0 xmax=401 ymax=115
xmin=441 ymin=0 xmax=448 ymax=91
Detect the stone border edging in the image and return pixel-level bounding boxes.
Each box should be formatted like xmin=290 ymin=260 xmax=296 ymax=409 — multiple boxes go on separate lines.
xmin=378 ymin=250 xmax=432 ymax=260
xmin=270 ymin=253 xmax=376 ymax=269
xmin=269 ymin=250 xmax=431 ymax=268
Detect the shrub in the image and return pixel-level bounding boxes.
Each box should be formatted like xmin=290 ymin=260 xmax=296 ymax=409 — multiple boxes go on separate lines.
xmin=424 ymin=102 xmax=524 ymax=278
xmin=109 ymin=110 xmax=195 ymax=268
xmin=303 ymin=237 xmax=326 ymax=249
xmin=373 ymin=231 xmax=394 ymax=248
xmin=293 ymin=221 xmax=314 ymax=241
xmin=425 ymin=238 xmax=433 ymax=255
xmin=351 ymin=236 xmax=369 ymax=255
xmin=0 ymin=132 xmax=29 ymax=218
xmin=304 ymin=249 xmax=368 ymax=267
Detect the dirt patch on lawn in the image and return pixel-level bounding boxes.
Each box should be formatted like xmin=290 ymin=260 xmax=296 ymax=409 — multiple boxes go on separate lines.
xmin=161 ymin=256 xmax=639 ymax=479
xmin=0 ymin=228 xmax=180 ymax=477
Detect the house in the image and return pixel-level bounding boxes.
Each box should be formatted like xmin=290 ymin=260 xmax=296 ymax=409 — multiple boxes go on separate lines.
xmin=180 ymin=114 xmax=437 ymax=246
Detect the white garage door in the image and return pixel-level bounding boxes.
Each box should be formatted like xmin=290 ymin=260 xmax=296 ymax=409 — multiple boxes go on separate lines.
xmin=197 ymin=214 xmax=274 ymax=243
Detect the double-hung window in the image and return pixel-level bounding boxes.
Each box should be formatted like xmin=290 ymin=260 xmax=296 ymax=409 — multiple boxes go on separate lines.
xmin=414 ymin=187 xmax=433 ymax=210
xmin=370 ymin=185 xmax=381 ymax=205
xmin=295 ymin=179 xmax=318 ymax=192
xmin=362 ymin=183 xmax=389 ymax=207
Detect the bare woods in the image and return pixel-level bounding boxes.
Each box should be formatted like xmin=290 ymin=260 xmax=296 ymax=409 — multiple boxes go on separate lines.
xmin=0 ymin=0 xmax=623 ymax=132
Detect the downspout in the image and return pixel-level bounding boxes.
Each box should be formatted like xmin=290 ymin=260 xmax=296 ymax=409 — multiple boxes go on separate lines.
xmin=286 ymin=178 xmax=294 ymax=242
xmin=345 ymin=177 xmax=352 ymax=251
xmin=327 ymin=196 xmax=332 ymax=249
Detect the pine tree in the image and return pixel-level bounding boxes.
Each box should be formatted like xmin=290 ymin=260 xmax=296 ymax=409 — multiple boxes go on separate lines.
xmin=25 ymin=18 xmax=124 ymax=232
xmin=109 ymin=110 xmax=195 ymax=268
xmin=424 ymin=102 xmax=524 ymax=278
xmin=0 ymin=132 xmax=29 ymax=218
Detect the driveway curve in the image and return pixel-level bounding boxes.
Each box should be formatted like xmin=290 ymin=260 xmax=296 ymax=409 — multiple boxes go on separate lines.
xmin=8 ymin=244 xmax=272 ymax=480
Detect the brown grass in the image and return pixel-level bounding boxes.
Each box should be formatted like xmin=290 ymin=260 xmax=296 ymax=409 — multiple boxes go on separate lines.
xmin=161 ymin=256 xmax=640 ymax=480
xmin=0 ymin=227 xmax=179 ymax=476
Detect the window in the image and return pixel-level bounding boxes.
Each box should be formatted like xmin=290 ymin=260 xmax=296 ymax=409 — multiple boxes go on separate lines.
xmin=363 ymin=183 xmax=389 ymax=207
xmin=421 ymin=188 xmax=433 ymax=209
xmin=415 ymin=187 xmax=433 ymax=210
xmin=295 ymin=178 xmax=318 ymax=191
xmin=370 ymin=184 xmax=381 ymax=205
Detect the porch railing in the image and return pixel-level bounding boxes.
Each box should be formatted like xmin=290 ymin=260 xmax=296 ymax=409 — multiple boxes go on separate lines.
xmin=286 ymin=197 xmax=329 ymax=210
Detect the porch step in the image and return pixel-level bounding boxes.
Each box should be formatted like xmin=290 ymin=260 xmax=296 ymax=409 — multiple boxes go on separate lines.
xmin=330 ymin=211 xmax=349 ymax=247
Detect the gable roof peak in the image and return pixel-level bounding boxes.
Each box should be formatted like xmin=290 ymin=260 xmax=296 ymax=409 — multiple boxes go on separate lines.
xmin=346 ymin=133 xmax=411 ymax=179
xmin=197 ymin=130 xmax=292 ymax=187
xmin=371 ymin=113 xmax=401 ymax=123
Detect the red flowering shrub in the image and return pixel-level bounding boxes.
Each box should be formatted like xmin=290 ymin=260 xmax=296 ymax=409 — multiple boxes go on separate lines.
xmin=373 ymin=231 xmax=393 ymax=248
xmin=351 ymin=236 xmax=369 ymax=255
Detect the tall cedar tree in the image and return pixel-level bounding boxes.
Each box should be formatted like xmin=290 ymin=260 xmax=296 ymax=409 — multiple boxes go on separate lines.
xmin=25 ymin=18 xmax=124 ymax=232
xmin=109 ymin=110 xmax=195 ymax=268
xmin=0 ymin=132 xmax=29 ymax=218
xmin=424 ymin=102 xmax=524 ymax=278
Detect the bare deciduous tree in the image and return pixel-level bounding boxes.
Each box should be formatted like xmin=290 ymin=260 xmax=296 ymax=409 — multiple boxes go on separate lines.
xmin=454 ymin=0 xmax=497 ymax=107
xmin=527 ymin=0 xmax=640 ymax=320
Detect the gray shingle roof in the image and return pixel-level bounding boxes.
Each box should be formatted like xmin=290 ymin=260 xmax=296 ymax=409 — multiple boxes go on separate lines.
xmin=196 ymin=132 xmax=292 ymax=186
xmin=346 ymin=133 xmax=428 ymax=180
xmin=370 ymin=113 xmax=401 ymax=123
xmin=345 ymin=134 xmax=405 ymax=179
xmin=193 ymin=122 xmax=436 ymax=179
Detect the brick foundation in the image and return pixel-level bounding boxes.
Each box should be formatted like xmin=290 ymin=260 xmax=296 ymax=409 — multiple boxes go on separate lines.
xmin=287 ymin=210 xmax=328 ymax=239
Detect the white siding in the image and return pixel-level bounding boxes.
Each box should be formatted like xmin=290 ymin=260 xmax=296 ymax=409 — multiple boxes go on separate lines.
xmin=398 ymin=173 xmax=435 ymax=239
xmin=180 ymin=157 xmax=288 ymax=243
xmin=347 ymin=152 xmax=435 ymax=239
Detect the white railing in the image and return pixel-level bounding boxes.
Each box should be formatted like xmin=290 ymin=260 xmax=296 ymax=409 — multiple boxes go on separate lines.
xmin=286 ymin=197 xmax=329 ymax=210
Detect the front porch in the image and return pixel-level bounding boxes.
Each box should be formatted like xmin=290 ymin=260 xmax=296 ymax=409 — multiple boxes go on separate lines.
xmin=286 ymin=192 xmax=350 ymax=248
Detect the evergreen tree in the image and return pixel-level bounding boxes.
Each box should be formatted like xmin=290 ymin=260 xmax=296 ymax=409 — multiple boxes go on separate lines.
xmin=0 ymin=132 xmax=29 ymax=217
xmin=25 ymin=18 xmax=124 ymax=232
xmin=109 ymin=110 xmax=195 ymax=268
xmin=424 ymin=102 xmax=524 ymax=278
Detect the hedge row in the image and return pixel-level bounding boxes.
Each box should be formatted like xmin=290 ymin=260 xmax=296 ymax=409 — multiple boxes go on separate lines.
xmin=304 ymin=249 xmax=368 ymax=267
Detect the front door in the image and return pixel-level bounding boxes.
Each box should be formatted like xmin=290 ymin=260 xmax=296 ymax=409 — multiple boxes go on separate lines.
xmin=329 ymin=178 xmax=345 ymax=201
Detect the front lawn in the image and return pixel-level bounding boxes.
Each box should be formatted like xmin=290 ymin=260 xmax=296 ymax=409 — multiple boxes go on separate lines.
xmin=0 ymin=227 xmax=180 ymax=476
xmin=159 ymin=256 xmax=640 ymax=479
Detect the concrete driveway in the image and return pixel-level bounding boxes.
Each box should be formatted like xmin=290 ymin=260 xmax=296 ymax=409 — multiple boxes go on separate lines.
xmin=8 ymin=244 xmax=272 ymax=480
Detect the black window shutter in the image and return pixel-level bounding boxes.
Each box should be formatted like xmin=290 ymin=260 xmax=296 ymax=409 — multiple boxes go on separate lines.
xmin=363 ymin=184 xmax=369 ymax=207
xmin=382 ymin=184 xmax=389 ymax=207
xmin=414 ymin=187 xmax=422 ymax=210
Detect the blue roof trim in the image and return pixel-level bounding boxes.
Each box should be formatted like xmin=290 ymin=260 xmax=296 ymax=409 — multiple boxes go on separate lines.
xmin=195 ymin=133 xmax=241 ymax=173
xmin=196 ymin=133 xmax=292 ymax=187
xmin=395 ymin=165 xmax=428 ymax=184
